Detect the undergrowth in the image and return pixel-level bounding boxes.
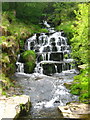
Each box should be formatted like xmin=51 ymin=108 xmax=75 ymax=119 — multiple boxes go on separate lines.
xmin=70 ymin=68 xmax=89 ymax=103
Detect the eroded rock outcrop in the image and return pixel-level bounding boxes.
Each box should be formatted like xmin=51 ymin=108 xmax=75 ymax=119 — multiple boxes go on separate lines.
xmin=58 ymin=103 xmax=90 ymax=119
xmin=0 ymin=95 xmax=31 ymax=120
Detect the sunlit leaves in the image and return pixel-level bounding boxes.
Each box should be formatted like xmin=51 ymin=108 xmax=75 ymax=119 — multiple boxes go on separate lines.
xmin=70 ymin=3 xmax=88 ymax=64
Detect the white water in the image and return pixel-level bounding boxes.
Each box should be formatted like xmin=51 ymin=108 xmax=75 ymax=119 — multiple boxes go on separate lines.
xmin=15 ymin=21 xmax=79 ymax=119
xmin=16 ymin=21 xmax=75 ymax=74
xmin=15 ymin=72 xmax=79 ymax=119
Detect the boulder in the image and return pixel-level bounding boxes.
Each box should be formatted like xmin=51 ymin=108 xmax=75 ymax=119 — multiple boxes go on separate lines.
xmin=42 ymin=63 xmax=56 ymax=75
xmin=0 ymin=95 xmax=31 ymax=120
xmin=58 ymin=103 xmax=90 ymax=119
xmin=78 ymin=64 xmax=87 ymax=70
xmin=21 ymin=50 xmax=36 ymax=73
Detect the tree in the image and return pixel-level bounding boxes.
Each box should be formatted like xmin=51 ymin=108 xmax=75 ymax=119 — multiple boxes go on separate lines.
xmin=2 ymin=2 xmax=49 ymax=24
xmin=70 ymin=3 xmax=89 ymax=65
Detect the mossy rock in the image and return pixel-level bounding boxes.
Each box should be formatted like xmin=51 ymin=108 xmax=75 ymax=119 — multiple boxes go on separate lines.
xmin=21 ymin=50 xmax=36 ymax=73
xmin=64 ymin=82 xmax=72 ymax=89
xmin=21 ymin=50 xmax=36 ymax=62
xmin=42 ymin=63 xmax=56 ymax=75
xmin=24 ymin=62 xmax=35 ymax=73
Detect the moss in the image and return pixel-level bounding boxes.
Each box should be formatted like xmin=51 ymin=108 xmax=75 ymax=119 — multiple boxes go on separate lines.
xmin=21 ymin=50 xmax=36 ymax=73
xmin=39 ymin=28 xmax=48 ymax=33
xmin=24 ymin=62 xmax=35 ymax=73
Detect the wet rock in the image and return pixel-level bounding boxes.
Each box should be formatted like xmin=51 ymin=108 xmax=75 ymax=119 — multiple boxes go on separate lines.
xmin=58 ymin=103 xmax=90 ymax=119
xmin=56 ymin=63 xmax=62 ymax=73
xmin=54 ymin=100 xmax=60 ymax=103
xmin=0 ymin=95 xmax=31 ymax=120
xmin=64 ymin=82 xmax=72 ymax=89
xmin=52 ymin=45 xmax=57 ymax=52
xmin=42 ymin=63 xmax=56 ymax=75
xmin=50 ymin=52 xmax=63 ymax=61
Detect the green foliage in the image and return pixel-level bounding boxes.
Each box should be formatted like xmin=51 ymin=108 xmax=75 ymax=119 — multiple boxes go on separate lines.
xmin=24 ymin=62 xmax=35 ymax=74
xmin=1 ymin=53 xmax=10 ymax=63
xmin=21 ymin=50 xmax=36 ymax=73
xmin=46 ymin=2 xmax=78 ymax=40
xmin=70 ymin=3 xmax=88 ymax=65
xmin=69 ymin=3 xmax=89 ymax=103
xmin=2 ymin=10 xmax=45 ymax=50
xmin=21 ymin=50 xmax=36 ymax=62
xmin=48 ymin=3 xmax=78 ymax=25
xmin=70 ymin=68 xmax=89 ymax=103
xmin=2 ymin=2 xmax=89 ymax=101
xmin=56 ymin=21 xmax=74 ymax=40
xmin=0 ymin=73 xmax=14 ymax=94
xmin=39 ymin=28 xmax=48 ymax=33
xmin=2 ymin=91 xmax=7 ymax=96
xmin=0 ymin=36 xmax=6 ymax=44
xmin=64 ymin=54 xmax=69 ymax=59
xmin=2 ymin=2 xmax=49 ymax=24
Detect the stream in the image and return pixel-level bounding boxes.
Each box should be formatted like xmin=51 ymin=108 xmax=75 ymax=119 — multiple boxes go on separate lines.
xmin=15 ymin=71 xmax=79 ymax=119
xmin=15 ymin=21 xmax=79 ymax=119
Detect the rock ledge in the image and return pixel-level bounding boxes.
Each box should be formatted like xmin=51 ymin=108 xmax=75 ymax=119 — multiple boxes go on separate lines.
xmin=58 ymin=103 xmax=90 ymax=119
xmin=0 ymin=95 xmax=31 ymax=120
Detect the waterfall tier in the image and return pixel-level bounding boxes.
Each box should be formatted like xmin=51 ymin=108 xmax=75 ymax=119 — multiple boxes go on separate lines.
xmin=24 ymin=21 xmax=74 ymax=75
xmin=16 ymin=21 xmax=75 ymax=75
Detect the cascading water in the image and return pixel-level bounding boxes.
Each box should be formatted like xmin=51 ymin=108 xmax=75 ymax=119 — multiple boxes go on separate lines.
xmin=15 ymin=21 xmax=79 ymax=119
xmin=24 ymin=20 xmax=75 ymax=75
xmin=16 ymin=54 xmax=24 ymax=73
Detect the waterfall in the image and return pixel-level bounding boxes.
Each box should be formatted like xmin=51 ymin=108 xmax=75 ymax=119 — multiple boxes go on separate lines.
xmin=55 ymin=65 xmax=58 ymax=73
xmin=16 ymin=21 xmax=75 ymax=75
xmin=15 ymin=21 xmax=79 ymax=119
xmin=16 ymin=62 xmax=24 ymax=73
xmin=16 ymin=54 xmax=24 ymax=73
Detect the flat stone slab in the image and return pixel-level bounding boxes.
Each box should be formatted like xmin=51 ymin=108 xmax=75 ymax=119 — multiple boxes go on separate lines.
xmin=58 ymin=103 xmax=90 ymax=119
xmin=0 ymin=95 xmax=30 ymax=120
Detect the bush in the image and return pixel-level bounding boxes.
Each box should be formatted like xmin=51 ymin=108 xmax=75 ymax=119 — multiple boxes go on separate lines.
xmin=70 ymin=68 xmax=89 ymax=103
xmin=21 ymin=50 xmax=36 ymax=73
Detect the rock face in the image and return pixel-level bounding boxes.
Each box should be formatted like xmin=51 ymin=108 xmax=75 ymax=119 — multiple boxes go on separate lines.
xmin=0 ymin=95 xmax=31 ymax=120
xmin=58 ymin=103 xmax=90 ymax=119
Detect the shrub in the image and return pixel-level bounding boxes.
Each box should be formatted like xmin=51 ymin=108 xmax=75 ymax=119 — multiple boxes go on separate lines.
xmin=21 ymin=50 xmax=36 ymax=73
xmin=70 ymin=68 xmax=89 ymax=103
